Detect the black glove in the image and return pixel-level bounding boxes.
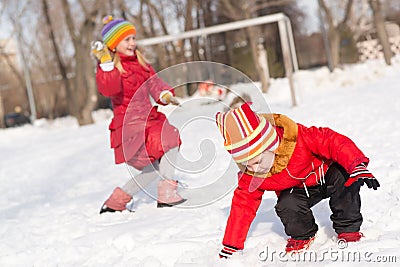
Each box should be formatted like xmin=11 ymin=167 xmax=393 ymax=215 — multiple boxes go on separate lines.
xmin=345 ymin=163 xmax=380 ymax=190
xmin=219 ymin=245 xmax=240 ymax=259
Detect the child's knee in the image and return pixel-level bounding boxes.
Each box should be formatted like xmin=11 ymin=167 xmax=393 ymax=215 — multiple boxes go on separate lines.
xmin=275 ymin=193 xmax=299 ymax=213
xmin=275 ymin=190 xmax=311 ymax=216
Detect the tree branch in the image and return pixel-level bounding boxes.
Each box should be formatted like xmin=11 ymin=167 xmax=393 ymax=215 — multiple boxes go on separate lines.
xmin=318 ymin=0 xmax=335 ymax=28
xmin=41 ymin=0 xmax=69 ymax=87
xmin=219 ymin=0 xmax=242 ymax=21
xmin=0 ymin=53 xmax=25 ymax=88
xmin=252 ymin=0 xmax=294 ymax=13
xmin=144 ymin=0 xmax=170 ymax=36
xmin=342 ymin=0 xmax=354 ymax=24
xmin=77 ymin=0 xmax=89 ymax=18
xmin=60 ymin=0 xmax=78 ymax=43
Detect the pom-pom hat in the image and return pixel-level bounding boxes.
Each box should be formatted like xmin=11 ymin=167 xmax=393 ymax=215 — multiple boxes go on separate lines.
xmin=101 ymin=15 xmax=136 ymax=50
xmin=215 ymin=102 xmax=279 ymax=163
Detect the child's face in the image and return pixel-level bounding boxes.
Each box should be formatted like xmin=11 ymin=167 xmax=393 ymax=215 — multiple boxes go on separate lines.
xmin=116 ymin=34 xmax=137 ymax=56
xmin=244 ymin=150 xmax=275 ymax=174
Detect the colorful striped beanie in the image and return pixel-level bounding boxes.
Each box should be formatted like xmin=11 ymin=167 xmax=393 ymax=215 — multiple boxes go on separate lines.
xmin=101 ymin=16 xmax=136 ymax=51
xmin=215 ymin=102 xmax=279 ymax=163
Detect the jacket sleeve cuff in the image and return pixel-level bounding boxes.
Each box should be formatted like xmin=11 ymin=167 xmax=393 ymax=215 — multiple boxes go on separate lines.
xmin=99 ymin=62 xmax=115 ymax=72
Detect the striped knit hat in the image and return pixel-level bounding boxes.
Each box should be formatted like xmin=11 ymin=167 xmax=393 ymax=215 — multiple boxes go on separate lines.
xmin=101 ymin=15 xmax=136 ymax=50
xmin=215 ymin=102 xmax=279 ymax=163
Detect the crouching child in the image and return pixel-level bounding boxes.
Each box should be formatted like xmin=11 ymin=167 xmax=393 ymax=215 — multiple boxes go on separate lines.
xmin=215 ymin=102 xmax=379 ymax=258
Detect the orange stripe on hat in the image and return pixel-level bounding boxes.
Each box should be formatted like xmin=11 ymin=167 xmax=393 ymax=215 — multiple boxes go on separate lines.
xmin=236 ymin=106 xmax=253 ymax=136
xmin=215 ymin=102 xmax=280 ymax=163
xmin=101 ymin=17 xmax=136 ymax=50
xmin=107 ymin=26 xmax=136 ymax=50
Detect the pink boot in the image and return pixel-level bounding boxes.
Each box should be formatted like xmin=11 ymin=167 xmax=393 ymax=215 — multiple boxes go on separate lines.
xmin=157 ymin=179 xmax=186 ymax=208
xmin=100 ymin=187 xmax=132 ymax=214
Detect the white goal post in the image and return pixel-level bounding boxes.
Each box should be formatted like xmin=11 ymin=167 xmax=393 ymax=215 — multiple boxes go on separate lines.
xmin=137 ymin=13 xmax=299 ymax=106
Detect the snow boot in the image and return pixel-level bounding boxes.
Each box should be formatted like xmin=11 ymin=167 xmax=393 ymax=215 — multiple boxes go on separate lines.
xmin=338 ymin=232 xmax=364 ymax=242
xmin=157 ymin=179 xmax=186 ymax=208
xmin=100 ymin=187 xmax=132 ymax=214
xmin=285 ymin=236 xmax=315 ymax=253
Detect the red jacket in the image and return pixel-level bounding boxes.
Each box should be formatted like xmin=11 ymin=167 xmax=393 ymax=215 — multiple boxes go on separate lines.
xmin=222 ymin=114 xmax=369 ymax=249
xmin=96 ymin=52 xmax=180 ymax=170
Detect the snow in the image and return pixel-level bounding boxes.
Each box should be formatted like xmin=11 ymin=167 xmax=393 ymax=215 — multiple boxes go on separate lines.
xmin=1 ymin=57 xmax=400 ymax=266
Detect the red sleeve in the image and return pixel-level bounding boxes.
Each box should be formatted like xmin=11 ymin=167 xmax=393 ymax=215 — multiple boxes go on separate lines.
xmin=299 ymin=124 xmax=369 ymax=173
xmin=146 ymin=65 xmax=175 ymax=105
xmin=222 ymin=173 xmax=264 ymax=250
xmin=95 ymin=65 xmax=122 ymax=97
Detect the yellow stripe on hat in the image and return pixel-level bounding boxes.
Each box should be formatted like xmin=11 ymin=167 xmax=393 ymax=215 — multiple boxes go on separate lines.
xmin=236 ymin=107 xmax=253 ymax=136
xmin=225 ymin=117 xmax=267 ymax=150
xmin=216 ymin=112 xmax=231 ymax=146
xmin=106 ymin=24 xmax=135 ymax=46
xmin=233 ymin=130 xmax=278 ymax=163
xmin=232 ymin=125 xmax=276 ymax=158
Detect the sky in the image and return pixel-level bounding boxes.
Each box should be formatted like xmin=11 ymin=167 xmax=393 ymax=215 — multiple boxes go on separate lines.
xmin=298 ymin=0 xmax=320 ymax=33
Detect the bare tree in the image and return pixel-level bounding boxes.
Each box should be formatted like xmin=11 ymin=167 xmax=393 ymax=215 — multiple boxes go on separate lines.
xmin=183 ymin=0 xmax=198 ymax=62
xmin=384 ymin=0 xmax=400 ymax=25
xmin=0 ymin=93 xmax=4 ymax=128
xmin=40 ymin=0 xmax=71 ymax=119
xmin=318 ymin=0 xmax=355 ymax=69
xmin=1 ymin=1 xmax=34 ymax=116
xmin=0 ymin=45 xmax=26 ymax=91
xmin=349 ymin=0 xmax=372 ymax=41
xmin=369 ymin=0 xmax=392 ymax=65
xmin=218 ymin=0 xmax=297 ymax=92
xmin=59 ymin=0 xmax=106 ymax=125
xmin=29 ymin=12 xmax=68 ymax=120
xmin=219 ymin=0 xmax=268 ymax=92
xmin=116 ymin=0 xmax=176 ymax=69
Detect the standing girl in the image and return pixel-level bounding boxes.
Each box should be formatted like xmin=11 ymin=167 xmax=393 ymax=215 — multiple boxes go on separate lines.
xmin=93 ymin=16 xmax=186 ymax=214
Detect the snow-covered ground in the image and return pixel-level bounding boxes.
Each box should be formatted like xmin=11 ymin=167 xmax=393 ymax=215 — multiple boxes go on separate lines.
xmin=1 ymin=57 xmax=400 ymax=266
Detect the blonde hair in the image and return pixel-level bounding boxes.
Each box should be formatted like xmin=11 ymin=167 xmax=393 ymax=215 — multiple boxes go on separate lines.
xmin=113 ymin=49 xmax=150 ymax=73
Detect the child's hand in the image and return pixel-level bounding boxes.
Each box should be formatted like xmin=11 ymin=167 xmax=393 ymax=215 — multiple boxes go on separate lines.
xmin=167 ymin=96 xmax=180 ymax=106
xmin=91 ymin=41 xmax=112 ymax=63
xmin=345 ymin=163 xmax=380 ymax=190
xmin=160 ymin=91 xmax=180 ymax=106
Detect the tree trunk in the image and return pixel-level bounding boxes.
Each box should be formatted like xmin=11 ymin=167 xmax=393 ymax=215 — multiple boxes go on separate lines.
xmin=60 ymin=0 xmax=104 ymax=125
xmin=190 ymin=7 xmax=202 ymax=61
xmin=78 ymin=12 xmax=100 ymax=125
xmin=328 ymin=27 xmax=341 ymax=68
xmin=224 ymin=32 xmax=233 ymax=66
xmin=246 ymin=26 xmax=270 ymax=93
xmin=319 ymin=0 xmax=354 ymax=69
xmin=0 ymin=93 xmax=5 ymax=128
xmin=42 ymin=0 xmax=71 ymax=119
xmin=75 ymin=36 xmax=95 ymax=125
xmin=184 ymin=0 xmax=194 ymax=62
xmin=369 ymin=0 xmax=392 ymax=65
xmin=145 ymin=0 xmax=179 ymax=65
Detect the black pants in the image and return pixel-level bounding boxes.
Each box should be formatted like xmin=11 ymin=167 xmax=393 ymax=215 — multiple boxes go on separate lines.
xmin=275 ymin=163 xmax=362 ymax=239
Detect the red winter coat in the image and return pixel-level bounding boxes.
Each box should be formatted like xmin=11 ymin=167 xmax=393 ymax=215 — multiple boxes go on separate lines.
xmin=222 ymin=114 xmax=369 ymax=250
xmin=96 ymin=52 xmax=180 ymax=170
